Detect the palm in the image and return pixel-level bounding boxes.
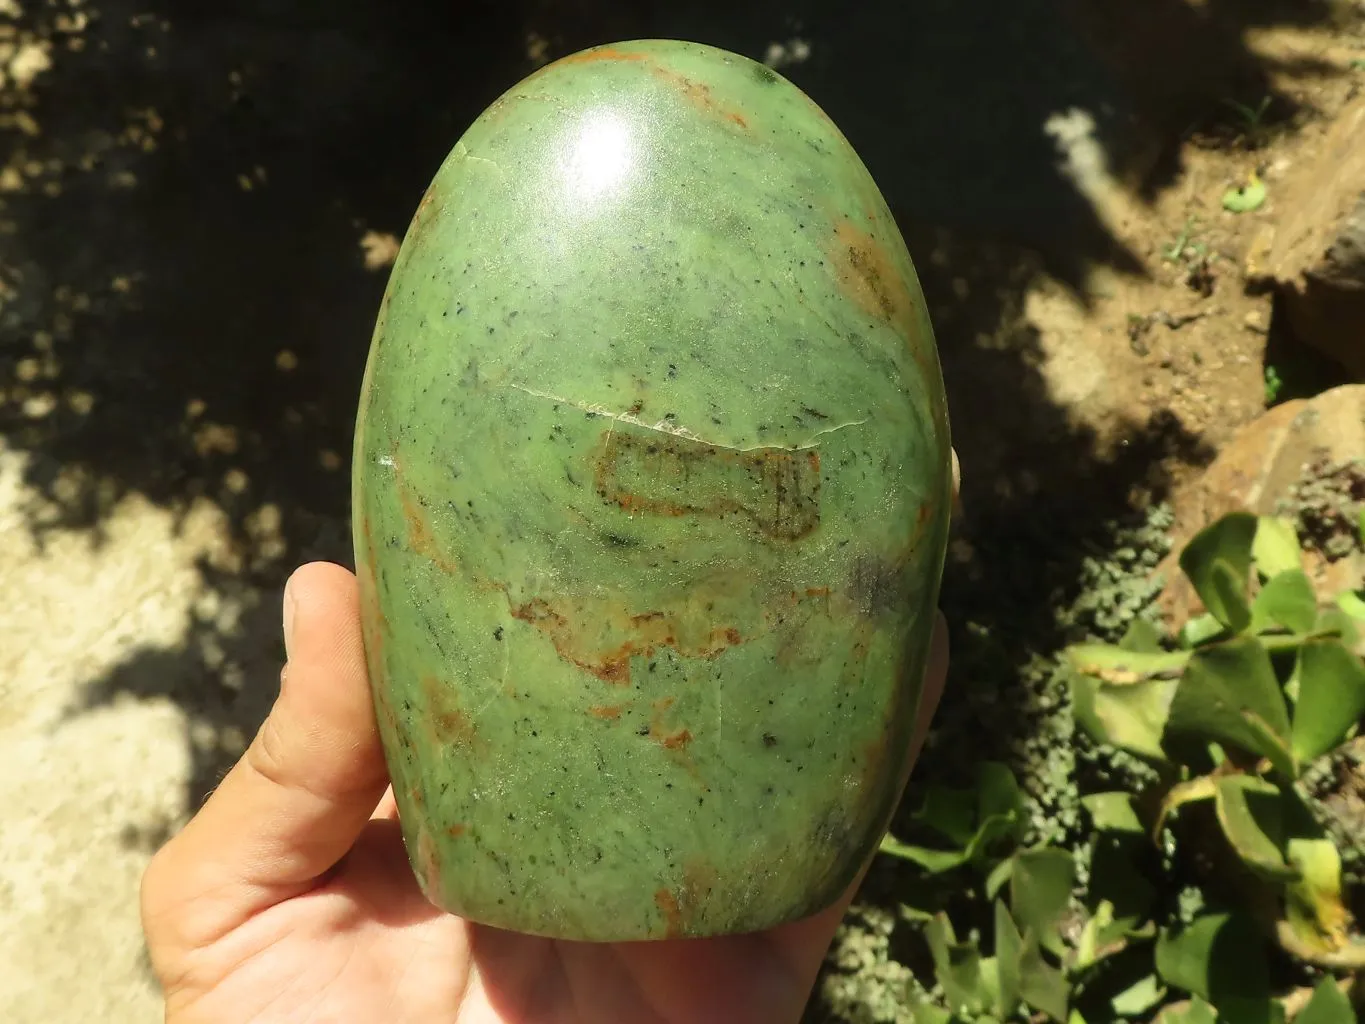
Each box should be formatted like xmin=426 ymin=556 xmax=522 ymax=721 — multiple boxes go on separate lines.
xmin=167 ymin=817 xmax=822 ymax=1024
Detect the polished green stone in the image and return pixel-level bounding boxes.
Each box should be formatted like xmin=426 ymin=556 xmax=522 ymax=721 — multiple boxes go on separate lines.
xmin=351 ymin=39 xmax=952 ymax=941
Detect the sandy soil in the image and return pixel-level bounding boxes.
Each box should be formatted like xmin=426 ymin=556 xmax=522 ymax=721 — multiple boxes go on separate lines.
xmin=0 ymin=443 xmax=224 ymax=1021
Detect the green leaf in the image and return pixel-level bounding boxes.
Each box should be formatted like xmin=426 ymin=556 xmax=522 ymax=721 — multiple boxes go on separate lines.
xmin=976 ymin=958 xmax=1002 ymax=1017
xmin=1294 ymin=978 xmax=1355 ymax=1024
xmin=879 ymin=835 xmax=970 ymax=873
xmin=1251 ymin=570 xmax=1318 ymax=636
xmin=925 ymin=914 xmax=988 ymax=1015
xmin=1075 ymin=901 xmax=1112 ymax=970
xmin=898 ymin=902 xmax=935 ymax=924
xmin=1018 ymin=937 xmax=1070 ymax=1022
xmin=1120 ymin=617 xmax=1168 ymax=653
xmin=985 ymin=856 xmax=1014 ymax=901
xmin=977 ymin=762 xmax=1027 ymax=832
xmin=1072 ymin=672 xmax=1179 ymax=761
xmin=1284 ymin=838 xmax=1350 ymax=955
xmin=1252 ymin=517 xmax=1303 ymax=578
xmin=1009 ymin=846 xmax=1075 ymax=957
xmin=1181 ymin=613 xmax=1228 ymax=649
xmin=1180 ymin=513 xmax=1258 ymax=629
xmin=1168 ymin=635 xmax=1296 ymax=778
xmin=1222 ymin=174 xmax=1267 ymax=213
xmin=1087 ymin=834 xmax=1156 ymax=945
xmin=915 ymin=784 xmax=978 ymax=847
xmin=1291 ymin=639 xmax=1365 ymax=764
xmin=1211 ymin=560 xmax=1254 ymax=633
xmin=1082 ymin=792 xmax=1145 ymax=834
xmin=1110 ymin=974 xmax=1166 ymax=1017
xmin=993 ymin=900 xmax=1023 ymax=1017
xmin=1155 ymin=775 xmax=1218 ymax=839
xmin=1067 ymin=643 xmax=1190 ymax=682
xmin=1212 ymin=775 xmax=1296 ymax=881
xmin=909 ymin=1004 xmax=954 ymax=1024
xmin=881 ymin=762 xmax=1029 ymax=872
xmin=1154 ymin=998 xmax=1220 ymax=1024
xmin=1316 ymin=606 xmax=1361 ymax=649
xmin=1155 ymin=913 xmax=1270 ymax=1018
xmin=1337 ymin=589 xmax=1365 ymax=622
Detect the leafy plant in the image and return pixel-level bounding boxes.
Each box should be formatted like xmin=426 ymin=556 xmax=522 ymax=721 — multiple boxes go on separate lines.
xmin=1223 ymin=95 xmax=1271 ymax=132
xmin=1068 ymin=511 xmax=1365 ymax=976
xmin=877 ymin=506 xmax=1363 ymax=1023
xmin=880 ymin=761 xmax=1027 ymax=874
xmin=1264 ymin=365 xmax=1283 ymax=405
xmin=903 ymin=819 xmax=1147 ymax=1022
xmin=1164 ymin=219 xmax=1209 ymax=265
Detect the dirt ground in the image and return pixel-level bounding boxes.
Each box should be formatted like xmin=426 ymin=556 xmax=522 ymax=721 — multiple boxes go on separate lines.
xmin=1 ymin=1 xmax=1363 ymax=1021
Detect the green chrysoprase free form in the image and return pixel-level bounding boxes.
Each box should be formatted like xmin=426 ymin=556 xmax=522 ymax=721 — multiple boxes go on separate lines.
xmin=352 ymin=39 xmax=952 ymax=941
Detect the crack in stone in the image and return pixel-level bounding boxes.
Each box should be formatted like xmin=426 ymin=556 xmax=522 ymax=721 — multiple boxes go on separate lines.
xmin=506 ymin=382 xmax=866 ymax=451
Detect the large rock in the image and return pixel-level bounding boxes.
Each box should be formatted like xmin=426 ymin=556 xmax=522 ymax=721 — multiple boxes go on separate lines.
xmin=352 ymin=41 xmax=953 ymax=941
xmin=1248 ymin=95 xmax=1365 ymax=379
xmin=1156 ymin=384 xmax=1365 ymax=626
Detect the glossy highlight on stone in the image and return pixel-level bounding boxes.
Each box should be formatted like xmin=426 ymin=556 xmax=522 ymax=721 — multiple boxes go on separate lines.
xmin=351 ymin=39 xmax=952 ymax=941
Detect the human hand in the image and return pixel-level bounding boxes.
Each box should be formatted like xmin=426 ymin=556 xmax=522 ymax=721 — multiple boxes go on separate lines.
xmin=141 ymin=561 xmax=949 ymax=1023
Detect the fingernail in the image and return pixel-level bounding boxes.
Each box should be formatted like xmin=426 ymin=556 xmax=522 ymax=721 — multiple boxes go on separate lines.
xmin=283 ymin=577 xmax=298 ymax=662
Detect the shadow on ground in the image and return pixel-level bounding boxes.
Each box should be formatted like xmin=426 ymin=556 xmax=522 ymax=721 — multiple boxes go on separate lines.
xmin=0 ymin=0 xmax=1346 ymax=1008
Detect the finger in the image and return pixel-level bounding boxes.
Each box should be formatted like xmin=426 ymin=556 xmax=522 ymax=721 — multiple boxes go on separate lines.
xmin=951 ymin=447 xmax=963 ymax=519
xmin=371 ymin=785 xmax=399 ymax=821
xmin=765 ymin=610 xmax=950 ymax=975
xmin=142 ymin=561 xmax=390 ymax=951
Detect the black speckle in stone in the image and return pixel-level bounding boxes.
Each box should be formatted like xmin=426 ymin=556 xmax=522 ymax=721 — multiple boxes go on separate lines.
xmin=603 ymin=532 xmax=638 ymax=548
xmin=763 ymin=733 xmax=778 ymax=748
xmin=648 ymin=661 xmax=657 ymax=673
xmin=493 ymin=626 xmax=504 ymax=641
xmin=487 ymin=326 xmax=495 ymax=335
xmin=638 ymin=724 xmax=650 ymax=736
xmin=667 ymin=364 xmax=678 ymax=379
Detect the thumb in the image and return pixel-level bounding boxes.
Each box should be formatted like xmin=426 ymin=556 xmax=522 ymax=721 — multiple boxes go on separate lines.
xmin=142 ymin=561 xmax=390 ymax=952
